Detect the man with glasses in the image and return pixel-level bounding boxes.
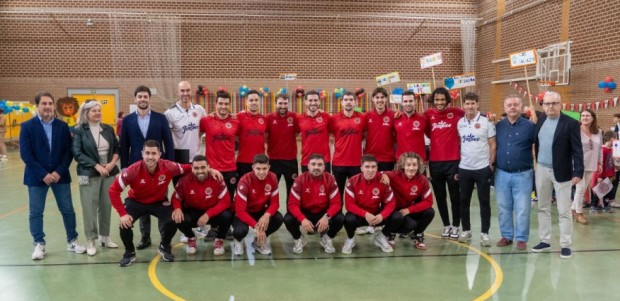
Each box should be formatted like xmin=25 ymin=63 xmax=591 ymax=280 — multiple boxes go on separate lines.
xmin=532 ymin=91 xmax=583 ymax=259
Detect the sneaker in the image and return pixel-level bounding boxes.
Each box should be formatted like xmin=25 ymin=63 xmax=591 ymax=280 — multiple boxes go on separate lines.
xmin=590 ymin=207 xmax=599 ymax=214
xmin=320 ymin=234 xmax=336 ymax=254
xmin=32 ymin=243 xmax=46 ymax=260
xmin=179 ymin=234 xmax=189 ymax=243
xmin=458 ymin=230 xmax=472 ymax=243
xmin=67 ymin=240 xmax=86 ymax=254
xmin=193 ymin=227 xmax=208 ymax=238
xmin=516 ymin=241 xmax=527 ymax=250
xmin=373 ymin=232 xmax=394 ymax=253
xmin=119 ymin=252 xmax=136 ymax=267
xmin=449 ymin=227 xmax=460 ymax=240
xmin=251 ymin=240 xmax=272 ymax=255
xmin=496 ymin=237 xmax=513 ymax=247
xmin=441 ymin=226 xmax=451 ymax=238
xmin=99 ymin=236 xmax=118 ymax=248
xmin=213 ymin=238 xmax=225 ymax=256
xmin=231 ymin=239 xmax=244 ymax=256
xmin=204 ymin=228 xmax=217 ymax=242
xmin=355 ymin=227 xmax=367 ymax=235
xmin=341 ymin=238 xmax=355 ymax=254
xmin=86 ymin=239 xmax=97 ymax=256
xmin=185 ymin=238 xmax=197 ymax=255
xmin=293 ymin=235 xmax=307 ymax=254
xmin=560 ymin=247 xmax=572 ymax=259
xmin=226 ymin=228 xmax=234 ymax=241
xmin=158 ymin=244 xmax=175 ymax=262
xmin=609 ymin=200 xmax=620 ymax=208
xmin=365 ymin=226 xmax=375 ymax=234
xmin=0 ymin=155 xmax=7 ymax=161
xmin=531 ymin=242 xmax=551 ymax=253
xmin=412 ymin=234 xmax=427 ymax=250
xmin=387 ymin=234 xmax=396 ymax=247
xmin=480 ymin=233 xmax=491 ymax=247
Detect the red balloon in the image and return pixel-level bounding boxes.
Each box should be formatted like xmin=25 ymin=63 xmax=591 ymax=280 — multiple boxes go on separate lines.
xmin=537 ymin=91 xmax=546 ymax=100
xmin=605 ymin=76 xmax=614 ymax=83
xmin=605 ymin=87 xmax=612 ymax=93
xmin=217 ymin=86 xmax=224 ymax=92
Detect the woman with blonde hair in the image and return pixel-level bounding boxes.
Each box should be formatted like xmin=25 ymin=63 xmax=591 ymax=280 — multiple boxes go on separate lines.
xmin=71 ymin=100 xmax=120 ymax=255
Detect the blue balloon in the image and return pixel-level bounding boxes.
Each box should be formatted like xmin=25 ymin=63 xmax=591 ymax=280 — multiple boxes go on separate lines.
xmin=445 ymin=78 xmax=455 ymax=89
xmin=263 ymin=87 xmax=269 ymax=93
xmin=13 ymin=105 xmax=20 ymax=110
xmin=607 ymin=82 xmax=617 ymax=89
xmin=281 ymin=88 xmax=287 ymax=94
xmin=599 ymin=81 xmax=607 ymax=89
xmin=23 ymin=107 xmax=30 ymax=113
xmin=5 ymin=108 xmax=13 ymax=114
xmin=392 ymin=87 xmax=404 ymax=95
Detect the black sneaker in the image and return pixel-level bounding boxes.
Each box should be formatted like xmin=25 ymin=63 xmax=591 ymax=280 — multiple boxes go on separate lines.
xmin=387 ymin=234 xmax=396 ymax=247
xmin=136 ymin=236 xmax=151 ymax=250
xmin=560 ymin=248 xmax=572 ymax=259
xmin=531 ymin=242 xmax=551 ymax=253
xmin=158 ymin=244 xmax=174 ymax=262
xmin=119 ymin=252 xmax=136 ymax=267
xmin=204 ymin=228 xmax=217 ymax=242
xmin=225 ymin=228 xmax=234 ymax=241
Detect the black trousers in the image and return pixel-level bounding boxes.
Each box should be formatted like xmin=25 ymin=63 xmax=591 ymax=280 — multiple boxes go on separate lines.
xmin=459 ymin=167 xmax=492 ymax=233
xmin=283 ymin=211 xmax=345 ymax=239
xmin=377 ymin=161 xmax=395 ymax=172
xmin=232 ymin=210 xmax=284 ymax=241
xmin=222 ymin=170 xmax=238 ymax=202
xmin=343 ymin=211 xmax=404 ymax=238
xmin=236 ymin=163 xmax=253 ymax=180
xmin=394 ymin=208 xmax=435 ymax=235
xmin=301 ymin=163 xmax=331 ymax=174
xmin=429 ymin=160 xmax=460 ymax=227
xmin=176 ymin=208 xmax=234 ymax=240
xmin=120 ymin=198 xmax=176 ymax=253
xmin=332 ymin=165 xmax=360 ymax=199
xmin=270 ymin=159 xmax=299 ymax=203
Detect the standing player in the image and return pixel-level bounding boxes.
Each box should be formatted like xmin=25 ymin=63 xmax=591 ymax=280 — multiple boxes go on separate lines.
xmin=364 ymin=87 xmax=396 ymax=171
xmin=297 ymin=90 xmax=331 ymax=172
xmin=266 ymin=93 xmax=299 ymax=199
xmin=424 ymin=87 xmax=465 ymax=240
xmin=236 ymin=90 xmax=267 ymax=179
xmin=394 ymin=91 xmax=427 ymax=161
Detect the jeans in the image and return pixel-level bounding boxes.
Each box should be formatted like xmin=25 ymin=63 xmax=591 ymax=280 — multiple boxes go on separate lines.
xmin=28 ymin=183 xmax=79 ymax=244
xmin=495 ymin=169 xmax=533 ymax=242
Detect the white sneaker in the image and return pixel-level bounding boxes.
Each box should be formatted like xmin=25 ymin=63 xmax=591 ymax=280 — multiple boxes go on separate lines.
xmin=480 ymin=233 xmax=491 ymax=247
xmin=252 ymin=239 xmax=272 ymax=255
xmin=193 ymin=227 xmax=208 ymax=238
xmin=441 ymin=226 xmax=451 ymax=238
xmin=99 ymin=236 xmax=118 ymax=248
xmin=213 ymin=238 xmax=225 ymax=256
xmin=32 ymin=243 xmax=46 ymax=260
xmin=231 ymin=240 xmax=244 ymax=256
xmin=67 ymin=240 xmax=86 ymax=254
xmin=458 ymin=230 xmax=472 ymax=243
xmin=293 ymin=235 xmax=307 ymax=254
xmin=185 ymin=238 xmax=197 ymax=255
xmin=373 ymin=232 xmax=394 ymax=253
xmin=341 ymin=238 xmax=355 ymax=254
xmin=365 ymin=226 xmax=375 ymax=234
xmin=179 ymin=234 xmax=189 ymax=243
xmin=449 ymin=227 xmax=460 ymax=240
xmin=0 ymin=155 xmax=7 ymax=161
xmin=355 ymin=227 xmax=367 ymax=235
xmin=86 ymin=240 xmax=97 ymax=256
xmin=320 ymin=234 xmax=335 ymax=254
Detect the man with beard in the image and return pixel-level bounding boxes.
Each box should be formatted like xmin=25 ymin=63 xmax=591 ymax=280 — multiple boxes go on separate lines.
xmin=297 ymin=90 xmax=331 ymax=172
xmin=266 ymin=93 xmax=299 ymax=199
xmin=394 ymin=91 xmax=427 ymax=161
xmin=364 ymin=87 xmax=396 ymax=171
xmin=236 ymin=90 xmax=267 ymax=178
xmin=120 ymin=85 xmax=174 ymax=250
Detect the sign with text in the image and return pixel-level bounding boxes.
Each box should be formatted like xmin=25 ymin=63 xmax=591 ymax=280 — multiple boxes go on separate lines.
xmin=509 ymin=49 xmax=537 ymax=68
xmin=376 ymin=72 xmax=401 ymax=86
xmin=420 ymin=52 xmax=443 ymax=69
xmin=444 ymin=73 xmax=476 ymax=89
xmin=406 ymin=83 xmax=432 ymax=94
xmin=390 ymin=94 xmax=402 ymax=104
xmin=280 ymin=73 xmax=298 ymax=80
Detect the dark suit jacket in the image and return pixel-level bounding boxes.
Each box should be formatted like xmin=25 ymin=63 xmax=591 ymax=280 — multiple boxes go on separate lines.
xmin=535 ymin=113 xmax=584 ymax=182
xmin=20 ymin=116 xmax=73 ymax=186
xmin=72 ymin=123 xmax=120 ymax=177
xmin=120 ymin=110 xmax=174 ymax=168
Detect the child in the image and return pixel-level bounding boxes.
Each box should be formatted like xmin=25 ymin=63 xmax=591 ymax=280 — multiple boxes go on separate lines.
xmin=591 ymin=131 xmax=617 ymax=213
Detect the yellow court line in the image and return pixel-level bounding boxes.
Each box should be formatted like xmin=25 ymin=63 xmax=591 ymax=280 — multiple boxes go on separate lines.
xmin=427 ymin=234 xmax=504 ymax=301
xmin=148 ymin=243 xmax=186 ymax=301
xmin=0 ymin=205 xmax=27 ymax=219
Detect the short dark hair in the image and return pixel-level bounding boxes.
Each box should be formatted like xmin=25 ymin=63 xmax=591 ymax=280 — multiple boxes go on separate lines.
xmin=117 ymin=111 xmax=124 ymax=118
xmin=134 ymin=85 xmax=151 ymax=97
xmin=603 ymin=131 xmax=617 ymax=143
xmin=308 ymin=153 xmax=325 ymax=162
xmin=343 ymin=91 xmax=356 ymax=98
xmin=305 ymin=90 xmax=319 ymax=99
xmin=430 ymin=87 xmax=452 ymax=105
xmin=217 ymin=91 xmax=231 ymax=100
xmin=402 ymin=90 xmax=416 ymax=98
xmin=463 ymin=92 xmax=479 ymax=102
xmin=253 ymin=153 xmax=269 ymax=165
xmin=275 ymin=93 xmax=289 ymax=101
xmin=614 ymin=113 xmax=620 ymax=119
xmin=34 ymin=92 xmax=54 ymax=105
xmin=193 ymin=155 xmax=207 ymax=163
xmin=360 ymin=154 xmax=377 ymax=165
xmin=372 ymin=87 xmax=388 ymax=98
xmin=143 ymin=139 xmax=161 ymax=151
xmin=246 ymin=89 xmax=259 ymax=97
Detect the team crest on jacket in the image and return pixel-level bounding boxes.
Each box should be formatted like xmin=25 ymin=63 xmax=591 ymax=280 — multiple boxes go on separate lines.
xmin=287 ymin=117 xmax=294 ymax=124
xmin=205 ymin=187 xmax=213 ymax=195
xmin=265 ymin=184 xmax=272 ymax=192
xmin=317 ymin=117 xmax=323 ymax=123
xmin=372 ymin=188 xmax=380 ymax=195
xmin=225 ymin=122 xmax=232 ymax=129
xmin=158 ymin=175 xmax=166 ymax=185
xmin=447 ymin=113 xmax=454 ymax=119
xmin=258 ymin=118 xmax=265 ymax=124
xmin=354 ymin=117 xmax=361 ymax=124
xmin=410 ymin=185 xmax=418 ymax=195
xmin=413 ymin=120 xmax=420 ymax=128
xmin=319 ymin=185 xmax=325 ymax=193
xmin=383 ymin=116 xmax=390 ymax=123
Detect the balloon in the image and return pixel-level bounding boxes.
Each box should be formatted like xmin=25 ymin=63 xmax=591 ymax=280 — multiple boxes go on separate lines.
xmin=23 ymin=107 xmax=29 ymax=113
xmin=537 ymin=91 xmax=546 ymax=101
xmin=281 ymin=88 xmax=287 ymax=94
xmin=605 ymin=76 xmax=614 ymax=83
xmin=263 ymin=87 xmax=269 ymax=93
xmin=218 ymin=86 xmax=224 ymax=92
xmin=5 ymin=108 xmax=13 ymax=114
xmin=240 ymin=91 xmax=247 ymax=97
xmin=604 ymin=87 xmax=612 ymax=93
xmin=598 ymin=81 xmax=607 ymax=89
xmin=444 ymin=78 xmax=455 ymax=89
xmin=12 ymin=105 xmax=20 ymax=110
xmin=607 ymin=82 xmax=617 ymax=89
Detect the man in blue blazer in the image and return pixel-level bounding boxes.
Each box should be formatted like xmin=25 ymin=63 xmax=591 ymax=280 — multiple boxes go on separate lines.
xmin=20 ymin=92 xmax=86 ymax=260
xmin=532 ymin=91 xmax=584 ymax=259
xmin=120 ymin=85 xmax=174 ymax=249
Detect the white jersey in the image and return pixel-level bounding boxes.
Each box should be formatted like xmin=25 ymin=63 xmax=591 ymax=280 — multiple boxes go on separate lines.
xmin=164 ymin=102 xmax=207 ymax=162
xmin=457 ymin=112 xmax=496 ymax=170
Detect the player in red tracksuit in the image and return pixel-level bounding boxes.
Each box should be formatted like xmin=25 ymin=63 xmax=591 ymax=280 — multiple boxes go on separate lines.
xmin=384 ymin=152 xmax=435 ymax=250
xmin=109 ymin=140 xmax=193 ymax=267
xmin=424 ymin=87 xmax=465 ymax=240
xmin=329 ymin=91 xmax=365 ymax=195
xmin=297 ymin=90 xmax=331 ymax=172
xmin=171 ymin=155 xmax=233 ymax=256
xmin=231 ymin=154 xmax=284 ymax=255
xmin=284 ymin=154 xmax=345 ymax=254
xmin=236 ymin=90 xmax=267 ymax=178
xmin=266 ymin=93 xmax=299 ymax=200
xmin=364 ymin=87 xmax=396 ymax=171
xmin=394 ymin=91 xmax=428 ymax=161
xmin=342 ymin=154 xmax=403 ymax=254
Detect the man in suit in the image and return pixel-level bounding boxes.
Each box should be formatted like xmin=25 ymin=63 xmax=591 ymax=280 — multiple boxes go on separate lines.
xmin=120 ymin=85 xmax=174 ymax=250
xmin=20 ymin=92 xmax=86 ymax=260
xmin=532 ymin=91 xmax=584 ymax=259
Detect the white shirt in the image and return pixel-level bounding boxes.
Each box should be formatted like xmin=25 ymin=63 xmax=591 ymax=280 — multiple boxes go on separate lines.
xmin=457 ymin=112 xmax=496 ymax=170
xmin=164 ymin=102 xmax=207 ymax=161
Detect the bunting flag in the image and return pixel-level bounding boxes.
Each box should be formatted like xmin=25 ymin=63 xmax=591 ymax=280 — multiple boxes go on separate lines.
xmin=508 ymin=82 xmax=620 ymax=111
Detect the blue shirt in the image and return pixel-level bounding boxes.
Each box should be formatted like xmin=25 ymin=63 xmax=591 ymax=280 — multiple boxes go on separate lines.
xmin=37 ymin=115 xmax=54 ymax=151
xmin=137 ymin=109 xmax=151 ymax=138
xmin=537 ymin=117 xmax=559 ymax=168
xmin=495 ymin=117 xmax=536 ymax=172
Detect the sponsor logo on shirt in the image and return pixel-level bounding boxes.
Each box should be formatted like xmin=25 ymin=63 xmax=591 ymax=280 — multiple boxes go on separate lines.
xmin=305 ymin=128 xmax=323 ymax=137
xmin=213 ymin=133 xmax=233 ymax=142
xmin=431 ymin=120 xmax=451 ymax=131
xmin=339 ymin=128 xmax=359 ymax=137
xmin=246 ymin=129 xmax=264 ymax=137
xmin=182 ymin=122 xmax=199 ymax=134
xmin=461 ymin=133 xmax=480 ymax=143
